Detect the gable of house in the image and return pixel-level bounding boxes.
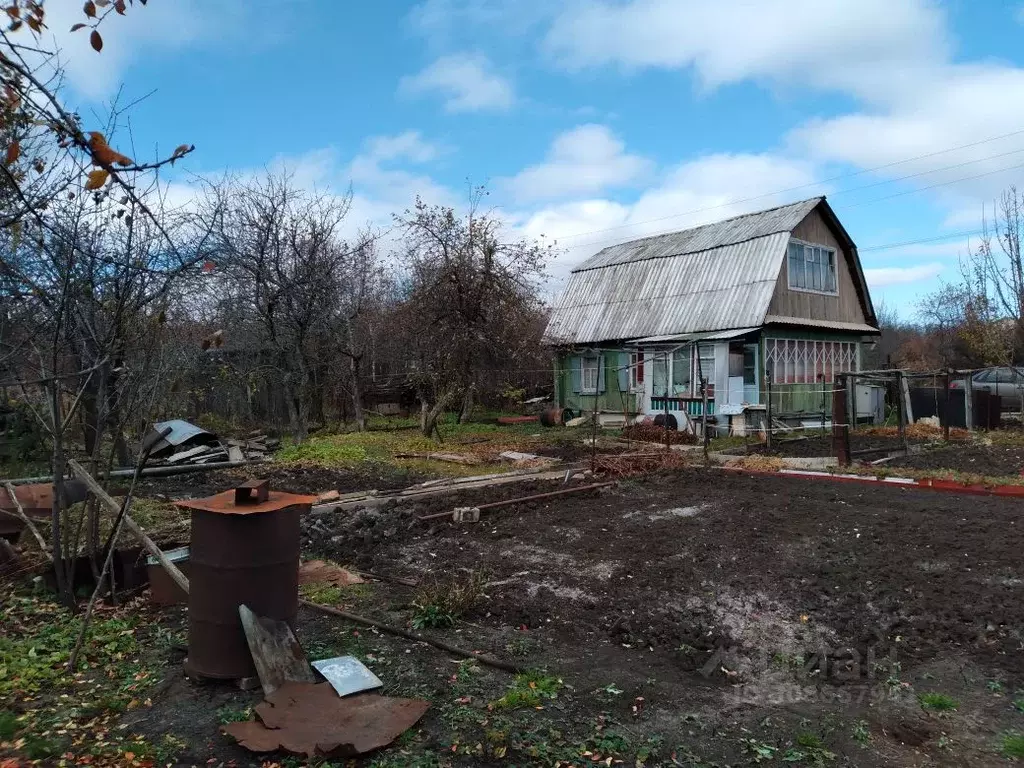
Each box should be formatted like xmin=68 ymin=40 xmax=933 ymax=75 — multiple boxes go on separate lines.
xmin=765 ymin=205 xmax=874 ymax=330
xmin=543 ymin=197 xmax=877 ymax=346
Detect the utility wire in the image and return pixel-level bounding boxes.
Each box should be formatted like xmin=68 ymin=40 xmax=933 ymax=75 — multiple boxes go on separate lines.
xmin=552 ymin=126 xmax=1024 ymax=245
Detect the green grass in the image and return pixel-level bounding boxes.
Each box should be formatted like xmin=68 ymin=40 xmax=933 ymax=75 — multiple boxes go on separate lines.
xmin=1002 ymin=731 xmax=1024 ymax=758
xmin=0 ymin=708 xmax=18 ymax=741
xmin=0 ymin=587 xmax=175 ymax=765
xmin=489 ymin=672 xmax=562 ymax=711
xmin=918 ymin=692 xmax=959 ymax=712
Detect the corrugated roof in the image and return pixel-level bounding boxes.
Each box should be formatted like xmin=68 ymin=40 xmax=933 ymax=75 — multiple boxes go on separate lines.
xmin=545 ymin=233 xmax=790 ymax=344
xmin=574 ymin=197 xmax=822 ymax=272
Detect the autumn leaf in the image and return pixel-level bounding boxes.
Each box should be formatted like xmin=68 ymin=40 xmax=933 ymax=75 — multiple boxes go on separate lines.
xmin=172 ymin=143 xmax=191 ymax=157
xmin=85 ymin=168 xmax=109 ymax=190
xmin=70 ymin=22 xmax=86 ymax=31
xmin=5 ymin=6 xmax=19 ymax=20
xmin=90 ymin=28 xmax=102 ymax=51
xmin=83 ymin=1 xmax=95 ymax=17
xmin=114 ymin=0 xmax=125 ymax=14
xmin=25 ymin=14 xmax=40 ymax=31
xmin=5 ymin=140 xmax=19 ymax=165
xmin=202 ymin=260 xmax=215 ymax=273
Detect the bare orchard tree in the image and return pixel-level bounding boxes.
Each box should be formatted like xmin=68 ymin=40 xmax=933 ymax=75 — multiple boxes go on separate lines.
xmin=395 ymin=192 xmax=549 ymax=437
xmin=0 ymin=183 xmax=214 ymax=604
xmin=202 ymin=173 xmax=366 ymax=443
xmin=334 ymin=237 xmax=385 ymax=432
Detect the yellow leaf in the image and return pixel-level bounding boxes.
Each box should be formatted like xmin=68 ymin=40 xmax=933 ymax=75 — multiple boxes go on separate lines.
xmin=85 ymin=168 xmax=108 ymax=190
xmin=83 ymin=1 xmax=95 ymax=17
xmin=5 ymin=140 xmax=19 ymax=165
xmin=90 ymin=28 xmax=102 ymax=51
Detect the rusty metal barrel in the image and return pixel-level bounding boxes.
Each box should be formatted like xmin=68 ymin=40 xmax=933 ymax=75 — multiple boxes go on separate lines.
xmin=175 ymin=480 xmax=316 ymax=680
xmin=539 ymin=407 xmax=570 ymax=427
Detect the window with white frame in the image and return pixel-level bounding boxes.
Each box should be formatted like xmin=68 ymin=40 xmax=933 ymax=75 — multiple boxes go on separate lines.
xmin=581 ymin=356 xmax=600 ymax=391
xmin=788 ymin=240 xmax=837 ymax=294
xmin=629 ymin=349 xmax=645 ymax=390
xmin=671 ymin=345 xmax=691 ymax=394
xmin=696 ymin=345 xmax=716 ymax=395
xmin=764 ymin=339 xmax=855 ymax=384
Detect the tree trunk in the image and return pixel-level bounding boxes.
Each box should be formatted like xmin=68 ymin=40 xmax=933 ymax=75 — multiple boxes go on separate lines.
xmin=350 ymin=354 xmax=366 ymax=432
xmin=458 ymin=383 xmax=475 ymax=424
xmin=422 ymin=388 xmax=457 ymax=439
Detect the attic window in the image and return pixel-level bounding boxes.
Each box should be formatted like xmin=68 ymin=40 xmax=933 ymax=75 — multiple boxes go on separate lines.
xmin=788 ymin=240 xmax=837 ymax=294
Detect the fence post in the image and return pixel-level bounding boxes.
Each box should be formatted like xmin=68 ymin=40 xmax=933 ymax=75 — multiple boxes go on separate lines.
xmin=943 ymin=369 xmax=951 ymax=442
xmin=833 ymin=374 xmax=851 ymax=466
xmin=819 ymin=374 xmax=826 ymax=436
xmin=895 ymin=370 xmax=907 ymax=449
xmin=850 ymin=375 xmax=858 ymax=432
xmin=964 ymin=371 xmax=974 ymax=431
xmin=701 ymin=378 xmax=710 ymax=463
xmin=764 ymin=367 xmax=773 ymax=452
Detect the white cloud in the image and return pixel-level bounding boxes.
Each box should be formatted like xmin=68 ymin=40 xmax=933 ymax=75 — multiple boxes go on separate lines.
xmin=864 ymin=263 xmax=944 ymax=287
xmin=792 ymin=64 xmax=1024 ymax=211
xmin=543 ymin=0 xmax=946 ymax=101
xmin=502 ymin=124 xmax=651 ymax=202
xmin=400 ymin=53 xmax=515 ymax=112
xmin=362 ymin=131 xmax=443 ymax=164
xmin=511 ymin=151 xmax=818 ymax=287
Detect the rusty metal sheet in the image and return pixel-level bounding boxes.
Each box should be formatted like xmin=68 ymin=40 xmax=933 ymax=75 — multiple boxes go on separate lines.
xmin=176 ymin=488 xmax=317 ymax=516
xmin=0 ymin=481 xmax=89 ymax=538
xmin=298 ymin=560 xmax=365 ymax=588
xmin=222 ymin=682 xmax=429 ymax=758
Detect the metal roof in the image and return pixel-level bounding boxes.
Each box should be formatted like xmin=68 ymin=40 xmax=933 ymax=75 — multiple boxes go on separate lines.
xmin=574 ymin=197 xmax=822 ymax=272
xmin=545 ymin=232 xmax=790 ymax=344
xmin=543 ymin=196 xmax=883 ymax=345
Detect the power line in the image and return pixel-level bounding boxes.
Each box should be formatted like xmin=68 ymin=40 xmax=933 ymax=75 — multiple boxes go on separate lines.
xmin=552 ymin=126 xmax=1024 ymax=245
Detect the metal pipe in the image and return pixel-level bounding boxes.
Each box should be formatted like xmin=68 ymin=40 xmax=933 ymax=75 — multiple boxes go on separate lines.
xmin=4 ymin=459 xmax=266 ymax=486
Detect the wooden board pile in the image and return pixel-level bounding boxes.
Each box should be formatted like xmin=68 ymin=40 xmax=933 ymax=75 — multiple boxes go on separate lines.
xmin=154 ymin=432 xmax=279 ymax=467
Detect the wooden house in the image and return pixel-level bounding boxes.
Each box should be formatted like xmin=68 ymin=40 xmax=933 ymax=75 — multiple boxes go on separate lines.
xmin=543 ymin=197 xmax=880 ymax=431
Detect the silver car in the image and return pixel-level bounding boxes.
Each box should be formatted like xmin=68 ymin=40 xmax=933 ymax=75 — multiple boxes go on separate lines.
xmin=951 ymin=367 xmax=1024 ymax=410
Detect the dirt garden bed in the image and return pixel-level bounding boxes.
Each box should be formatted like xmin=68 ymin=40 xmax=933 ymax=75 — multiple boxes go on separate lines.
xmin=7 ymin=468 xmax=1024 ymax=766
xmin=889 ymin=441 xmax=1024 ymax=477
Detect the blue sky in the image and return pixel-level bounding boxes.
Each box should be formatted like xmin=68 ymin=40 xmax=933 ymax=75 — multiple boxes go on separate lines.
xmin=46 ymin=0 xmax=1024 ymax=318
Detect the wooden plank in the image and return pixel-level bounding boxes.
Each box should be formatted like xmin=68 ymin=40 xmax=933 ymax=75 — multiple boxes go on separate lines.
xmin=165 ymin=444 xmax=218 ymax=464
xmin=239 ymin=604 xmax=315 ymax=696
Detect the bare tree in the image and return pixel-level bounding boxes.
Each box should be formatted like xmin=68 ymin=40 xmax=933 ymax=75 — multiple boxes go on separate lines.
xmin=201 ymin=172 xmax=364 ymax=443
xmin=395 ymin=191 xmax=549 ymax=437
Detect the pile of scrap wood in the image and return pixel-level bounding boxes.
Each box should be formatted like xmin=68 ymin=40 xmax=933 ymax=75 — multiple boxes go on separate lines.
xmin=145 ymin=420 xmax=278 ymax=467
xmin=593 ymin=451 xmax=690 ymax=477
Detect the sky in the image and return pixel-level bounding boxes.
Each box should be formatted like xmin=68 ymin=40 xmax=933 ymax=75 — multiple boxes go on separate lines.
xmin=42 ymin=0 xmax=1024 ymax=319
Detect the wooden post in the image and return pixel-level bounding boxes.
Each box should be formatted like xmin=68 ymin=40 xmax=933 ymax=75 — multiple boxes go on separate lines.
xmin=764 ymin=367 xmax=773 ymax=452
xmin=701 ymin=378 xmax=710 ymax=463
xmin=963 ymin=370 xmax=974 ymax=431
xmin=819 ymin=374 xmax=827 ymax=436
xmin=832 ymin=374 xmax=851 ymax=466
xmin=663 ymin=352 xmax=671 ymax=453
xmin=943 ymin=369 xmax=951 ymax=442
xmin=895 ymin=371 xmax=907 ymax=449
xmin=850 ymin=375 xmax=858 ymax=432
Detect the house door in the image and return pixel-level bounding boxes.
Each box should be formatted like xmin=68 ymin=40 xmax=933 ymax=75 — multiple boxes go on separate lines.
xmin=729 ymin=342 xmax=759 ymax=404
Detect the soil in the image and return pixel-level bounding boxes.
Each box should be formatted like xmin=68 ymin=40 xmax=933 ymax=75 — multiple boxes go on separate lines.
xmin=106 ymin=467 xmax=1024 ymax=766
xmin=297 ymin=468 xmax=1024 ymax=765
xmin=889 ymin=442 xmax=1024 ymax=477
xmin=128 ymin=462 xmax=437 ymax=500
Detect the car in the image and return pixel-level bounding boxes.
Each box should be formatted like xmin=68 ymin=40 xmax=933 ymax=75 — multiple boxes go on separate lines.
xmin=950 ymin=367 xmax=1024 ymax=411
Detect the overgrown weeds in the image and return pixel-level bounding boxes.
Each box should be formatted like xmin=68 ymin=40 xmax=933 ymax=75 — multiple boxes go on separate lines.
xmin=411 ymin=570 xmax=487 ymax=629
xmin=919 ymin=692 xmax=959 ymax=713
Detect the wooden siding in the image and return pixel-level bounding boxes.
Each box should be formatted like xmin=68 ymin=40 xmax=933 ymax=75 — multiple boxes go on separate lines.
xmin=767 ymin=208 xmax=868 ymax=325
